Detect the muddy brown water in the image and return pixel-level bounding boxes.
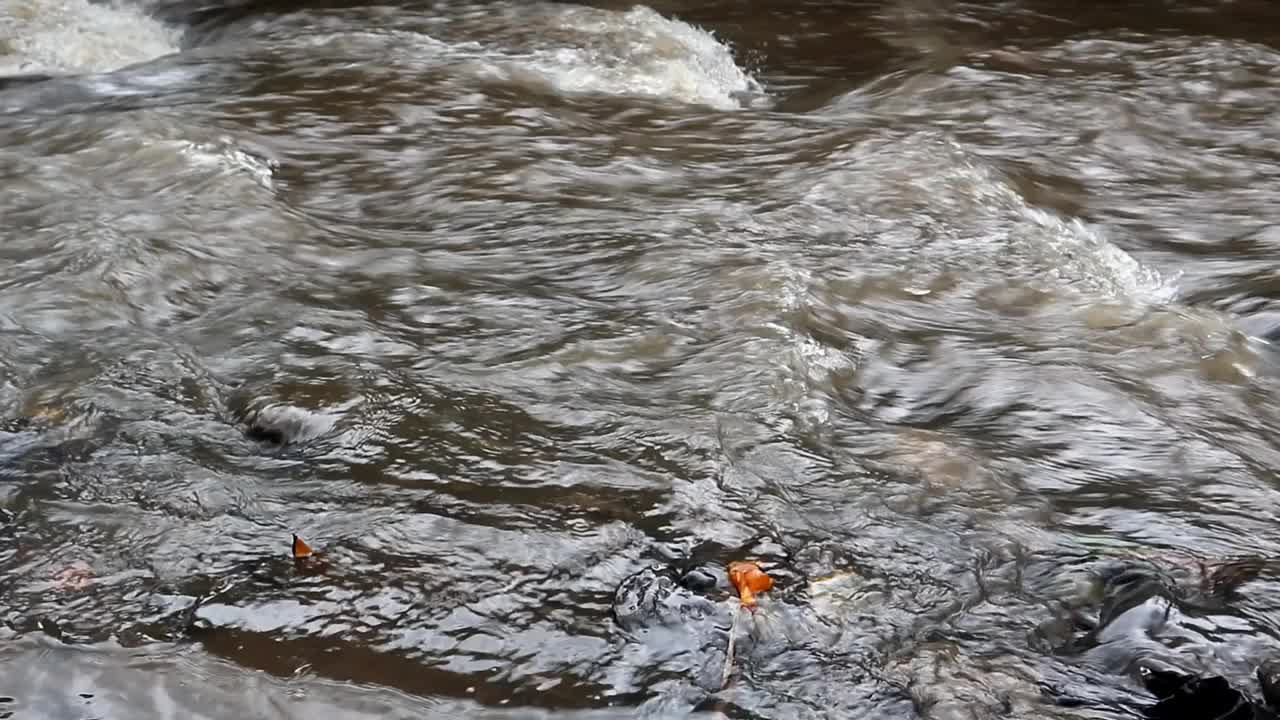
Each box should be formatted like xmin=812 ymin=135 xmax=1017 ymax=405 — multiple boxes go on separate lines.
xmin=5 ymin=0 xmax=1280 ymax=717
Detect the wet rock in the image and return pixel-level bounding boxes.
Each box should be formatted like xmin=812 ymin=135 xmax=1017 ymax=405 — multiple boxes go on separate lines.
xmin=892 ymin=648 xmax=1046 ymax=720
xmin=1139 ymin=663 xmax=1197 ymax=700
xmin=677 ymin=566 xmax=719 ymax=593
xmin=1061 ymin=559 xmax=1280 ymax=718
xmin=1140 ymin=668 xmax=1255 ymax=720
xmin=239 ymin=402 xmax=336 ymax=446
xmin=1095 ymin=594 xmax=1172 ymax=647
xmin=0 ymin=74 xmax=56 ymax=92
xmin=1072 ymin=556 xmax=1266 ymax=654
xmin=1259 ymin=661 xmax=1280 ymax=710
xmin=613 ymin=566 xmax=717 ymax=631
xmin=243 ymin=422 xmax=286 ymax=444
xmin=1200 ymin=558 xmax=1265 ymax=601
xmin=690 ymin=696 xmax=770 ymax=718
xmin=1093 ymin=563 xmax=1172 ymax=629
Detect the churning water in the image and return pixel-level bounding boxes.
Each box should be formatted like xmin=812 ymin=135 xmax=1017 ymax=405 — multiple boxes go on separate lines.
xmin=4 ymin=1 xmax=1280 ymax=718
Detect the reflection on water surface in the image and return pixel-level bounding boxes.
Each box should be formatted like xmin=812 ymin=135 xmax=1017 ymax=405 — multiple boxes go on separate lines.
xmin=4 ymin=0 xmax=1280 ymax=717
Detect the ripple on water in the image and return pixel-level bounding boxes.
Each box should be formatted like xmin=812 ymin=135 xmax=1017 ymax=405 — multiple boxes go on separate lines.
xmin=6 ymin=1 xmax=1280 ymax=718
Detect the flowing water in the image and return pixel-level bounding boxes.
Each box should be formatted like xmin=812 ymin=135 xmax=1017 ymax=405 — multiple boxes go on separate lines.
xmin=4 ymin=1 xmax=1280 ymax=717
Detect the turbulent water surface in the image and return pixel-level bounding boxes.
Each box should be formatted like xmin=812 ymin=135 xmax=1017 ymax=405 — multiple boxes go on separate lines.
xmin=4 ymin=0 xmax=1280 ymax=717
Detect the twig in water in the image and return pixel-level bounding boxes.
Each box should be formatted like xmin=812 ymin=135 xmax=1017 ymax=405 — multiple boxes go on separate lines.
xmin=721 ymin=603 xmax=741 ymax=689
xmin=721 ymin=560 xmax=773 ymax=689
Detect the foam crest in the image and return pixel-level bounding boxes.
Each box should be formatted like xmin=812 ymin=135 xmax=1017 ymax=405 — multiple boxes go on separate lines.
xmin=1 ymin=0 xmax=181 ymax=76
xmin=176 ymin=137 xmax=277 ymax=191
xmin=800 ymin=133 xmax=1178 ymax=305
xmin=511 ymin=5 xmax=762 ymax=110
xmin=280 ymin=5 xmax=762 ymax=110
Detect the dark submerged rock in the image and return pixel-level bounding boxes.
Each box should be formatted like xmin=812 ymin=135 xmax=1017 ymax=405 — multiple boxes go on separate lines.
xmin=1140 ymin=668 xmax=1262 ymax=720
xmin=612 ymin=566 xmax=718 ymax=632
xmin=243 ymin=423 xmax=286 ymax=444
xmin=1046 ymin=556 xmax=1280 ymax=719
xmin=1259 ymin=661 xmax=1280 ymax=710
xmin=235 ymin=401 xmax=336 ymax=446
xmin=0 ymin=74 xmax=56 ymax=92
xmin=1200 ymin=558 xmax=1266 ymax=601
xmin=677 ymin=566 xmax=719 ymax=593
xmin=1068 ymin=556 xmax=1268 ymax=654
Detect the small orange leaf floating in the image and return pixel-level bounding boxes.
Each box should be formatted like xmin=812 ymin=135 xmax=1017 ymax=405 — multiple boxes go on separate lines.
xmin=290 ymin=533 xmax=328 ymax=573
xmin=292 ymin=533 xmax=314 ymax=560
xmin=727 ymin=561 xmax=774 ymax=608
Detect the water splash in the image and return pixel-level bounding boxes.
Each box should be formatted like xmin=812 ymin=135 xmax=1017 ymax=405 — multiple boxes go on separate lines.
xmin=238 ymin=4 xmax=763 ymax=110
xmin=799 ymin=132 xmax=1178 ymax=305
xmin=0 ymin=0 xmax=182 ymax=76
xmin=506 ymin=5 xmax=764 ymax=110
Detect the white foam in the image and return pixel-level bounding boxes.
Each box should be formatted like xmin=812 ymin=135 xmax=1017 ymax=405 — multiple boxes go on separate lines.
xmin=507 ymin=5 xmax=762 ymax=110
xmin=923 ymin=149 xmax=1177 ymax=303
xmin=177 ymin=137 xmax=277 ymax=191
xmin=0 ymin=0 xmax=181 ymax=76
xmin=280 ymin=5 xmax=761 ymax=110
xmin=799 ymin=133 xmax=1178 ymax=305
xmin=953 ymin=154 xmax=1177 ymax=304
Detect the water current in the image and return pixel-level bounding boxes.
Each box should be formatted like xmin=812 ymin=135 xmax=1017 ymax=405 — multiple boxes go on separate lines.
xmin=4 ymin=1 xmax=1280 ymax=717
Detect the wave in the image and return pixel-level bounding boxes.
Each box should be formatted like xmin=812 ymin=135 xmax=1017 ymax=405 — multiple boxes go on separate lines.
xmin=1 ymin=0 xmax=182 ymax=76
xmin=491 ymin=5 xmax=763 ymax=110
xmin=215 ymin=3 xmax=763 ymax=110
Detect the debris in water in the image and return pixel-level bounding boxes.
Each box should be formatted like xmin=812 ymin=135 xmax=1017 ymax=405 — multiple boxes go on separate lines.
xmin=52 ymin=560 xmax=94 ymax=591
xmin=1199 ymin=557 xmax=1265 ymax=598
xmin=721 ymin=603 xmax=741 ymax=689
xmin=722 ymin=561 xmax=775 ymax=688
xmin=727 ymin=561 xmax=773 ymax=608
xmin=291 ymin=534 xmax=313 ymax=560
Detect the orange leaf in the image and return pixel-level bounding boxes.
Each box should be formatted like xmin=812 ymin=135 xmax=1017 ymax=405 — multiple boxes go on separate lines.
xmin=292 ymin=534 xmax=314 ymax=560
xmin=727 ymin=561 xmax=773 ymax=608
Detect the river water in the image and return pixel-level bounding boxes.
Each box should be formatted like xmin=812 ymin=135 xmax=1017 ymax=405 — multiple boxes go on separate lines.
xmin=3 ymin=1 xmax=1280 ymax=718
